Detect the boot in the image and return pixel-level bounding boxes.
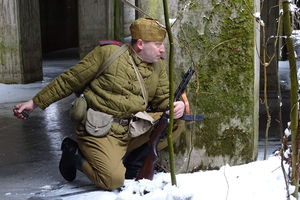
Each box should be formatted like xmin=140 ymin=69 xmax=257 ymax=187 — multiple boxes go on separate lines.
xmin=59 ymin=137 xmax=81 ymax=182
xmin=123 ymin=142 xmax=150 ymax=179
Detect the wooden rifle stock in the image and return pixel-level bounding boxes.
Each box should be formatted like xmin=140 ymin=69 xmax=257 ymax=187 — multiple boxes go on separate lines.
xmin=135 ymin=67 xmax=195 ymax=181
xmin=135 ymin=114 xmax=169 ymax=180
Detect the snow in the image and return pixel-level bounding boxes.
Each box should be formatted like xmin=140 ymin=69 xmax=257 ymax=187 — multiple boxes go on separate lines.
xmin=169 ymin=18 xmax=177 ymax=26
xmin=0 ymin=82 xmax=47 ymax=103
xmin=253 ymin=12 xmax=264 ymax=26
xmin=253 ymin=12 xmax=260 ymax=18
xmin=285 ymin=127 xmax=291 ymax=137
xmin=290 ymin=2 xmax=298 ymax=13
xmin=57 ymin=156 xmax=295 ymax=200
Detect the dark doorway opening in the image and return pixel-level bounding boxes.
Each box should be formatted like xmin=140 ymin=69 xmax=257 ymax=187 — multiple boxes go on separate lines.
xmin=39 ymin=0 xmax=79 ymax=56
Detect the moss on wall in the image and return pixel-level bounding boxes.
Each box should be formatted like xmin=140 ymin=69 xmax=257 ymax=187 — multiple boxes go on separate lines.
xmin=0 ymin=40 xmax=21 ymax=83
xmin=170 ymin=0 xmax=256 ymax=170
xmin=139 ymin=1 xmax=164 ymax=22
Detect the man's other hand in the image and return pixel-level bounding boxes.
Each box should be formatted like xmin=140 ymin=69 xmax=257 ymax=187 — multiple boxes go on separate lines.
xmin=166 ymin=101 xmax=185 ymax=119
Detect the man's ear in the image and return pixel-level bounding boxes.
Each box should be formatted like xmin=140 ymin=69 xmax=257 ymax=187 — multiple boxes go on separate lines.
xmin=136 ymin=39 xmax=144 ymax=51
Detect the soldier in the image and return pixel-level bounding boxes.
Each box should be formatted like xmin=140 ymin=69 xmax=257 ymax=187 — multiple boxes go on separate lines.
xmin=13 ymin=18 xmax=185 ymax=190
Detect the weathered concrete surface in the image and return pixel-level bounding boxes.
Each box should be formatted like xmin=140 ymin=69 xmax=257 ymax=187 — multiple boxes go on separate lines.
xmin=123 ymin=0 xmax=135 ymax=37
xmin=0 ymin=0 xmax=42 ymax=84
xmin=78 ymin=0 xmax=113 ymax=58
xmin=173 ymin=0 xmax=259 ymax=171
xmin=141 ymin=0 xmax=259 ymax=172
xmin=139 ymin=0 xmax=165 ymax=22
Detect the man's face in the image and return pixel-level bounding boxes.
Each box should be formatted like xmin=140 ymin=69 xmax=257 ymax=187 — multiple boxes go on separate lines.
xmin=139 ymin=41 xmax=165 ymax=63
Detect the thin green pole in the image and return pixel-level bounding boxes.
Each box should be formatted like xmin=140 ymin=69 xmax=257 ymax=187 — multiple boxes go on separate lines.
xmin=162 ymin=0 xmax=176 ymax=185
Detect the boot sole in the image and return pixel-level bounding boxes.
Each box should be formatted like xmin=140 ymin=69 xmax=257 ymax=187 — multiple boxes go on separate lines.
xmin=59 ymin=137 xmax=78 ymax=182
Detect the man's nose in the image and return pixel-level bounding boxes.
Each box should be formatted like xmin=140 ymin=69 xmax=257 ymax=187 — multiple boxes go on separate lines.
xmin=160 ymin=44 xmax=165 ymax=53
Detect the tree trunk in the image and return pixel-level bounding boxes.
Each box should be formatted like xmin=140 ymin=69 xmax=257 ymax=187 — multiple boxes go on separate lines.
xmin=282 ymin=0 xmax=299 ymax=198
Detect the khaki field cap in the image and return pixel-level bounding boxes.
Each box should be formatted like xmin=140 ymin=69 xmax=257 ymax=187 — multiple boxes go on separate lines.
xmin=130 ymin=18 xmax=166 ymax=42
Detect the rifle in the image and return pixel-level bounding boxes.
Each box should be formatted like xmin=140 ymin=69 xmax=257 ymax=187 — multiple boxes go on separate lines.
xmin=135 ymin=66 xmax=203 ymax=180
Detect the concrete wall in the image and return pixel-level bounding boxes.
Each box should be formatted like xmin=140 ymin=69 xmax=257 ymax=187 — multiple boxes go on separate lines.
xmin=0 ymin=0 xmax=42 ymax=84
xmin=140 ymin=0 xmax=259 ymax=172
xmin=123 ymin=0 xmax=136 ymax=37
xmin=78 ymin=0 xmax=113 ymax=58
xmin=138 ymin=0 xmax=164 ymax=22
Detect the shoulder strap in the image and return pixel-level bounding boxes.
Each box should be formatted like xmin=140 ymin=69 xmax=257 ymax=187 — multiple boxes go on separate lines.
xmin=94 ymin=44 xmax=129 ymax=79
xmin=128 ymin=54 xmax=148 ymax=107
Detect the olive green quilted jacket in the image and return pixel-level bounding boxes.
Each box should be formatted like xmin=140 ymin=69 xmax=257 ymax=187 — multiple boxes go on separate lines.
xmin=33 ymin=45 xmax=169 ymax=119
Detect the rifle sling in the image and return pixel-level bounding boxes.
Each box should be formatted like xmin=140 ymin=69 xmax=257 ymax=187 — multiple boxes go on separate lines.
xmin=94 ymin=44 xmax=129 ymax=79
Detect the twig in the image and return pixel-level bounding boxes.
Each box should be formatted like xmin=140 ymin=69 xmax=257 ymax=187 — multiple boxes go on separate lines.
xmin=177 ymin=26 xmax=199 ymax=173
xmin=266 ymin=11 xmax=282 ymax=63
xmin=281 ymin=147 xmax=291 ymax=200
xmin=179 ymin=25 xmax=200 ymax=93
xmin=207 ymin=38 xmax=237 ymax=56
xmin=156 ymin=162 xmax=170 ymax=172
xmin=223 ymin=166 xmax=229 ymax=200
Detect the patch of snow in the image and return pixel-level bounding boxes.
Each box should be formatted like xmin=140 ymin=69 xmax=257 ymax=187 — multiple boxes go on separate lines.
xmin=58 ymin=156 xmax=295 ymax=200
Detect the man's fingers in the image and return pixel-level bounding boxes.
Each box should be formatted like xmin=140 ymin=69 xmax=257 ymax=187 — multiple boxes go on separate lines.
xmin=13 ymin=103 xmax=30 ymax=119
xmin=14 ymin=111 xmax=25 ymax=119
xmin=174 ymin=104 xmax=183 ymax=113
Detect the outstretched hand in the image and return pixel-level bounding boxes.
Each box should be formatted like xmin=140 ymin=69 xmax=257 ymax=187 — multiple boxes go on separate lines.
xmin=166 ymin=101 xmax=185 ymax=119
xmin=13 ymin=100 xmax=37 ymax=119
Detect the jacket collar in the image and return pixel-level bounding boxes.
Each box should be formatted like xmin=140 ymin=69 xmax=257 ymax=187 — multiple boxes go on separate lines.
xmin=128 ymin=45 xmax=144 ymax=66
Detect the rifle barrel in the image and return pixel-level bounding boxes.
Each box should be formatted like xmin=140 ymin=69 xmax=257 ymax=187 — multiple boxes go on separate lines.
xmin=174 ymin=67 xmax=194 ymax=101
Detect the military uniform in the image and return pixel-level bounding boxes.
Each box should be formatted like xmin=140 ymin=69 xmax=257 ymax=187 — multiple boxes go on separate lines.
xmin=33 ymin=43 xmax=184 ymax=190
xmin=32 ymin=18 xmax=185 ymax=190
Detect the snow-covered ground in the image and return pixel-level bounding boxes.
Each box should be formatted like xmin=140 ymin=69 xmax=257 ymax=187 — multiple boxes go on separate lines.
xmin=27 ymin=155 xmax=292 ymax=200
